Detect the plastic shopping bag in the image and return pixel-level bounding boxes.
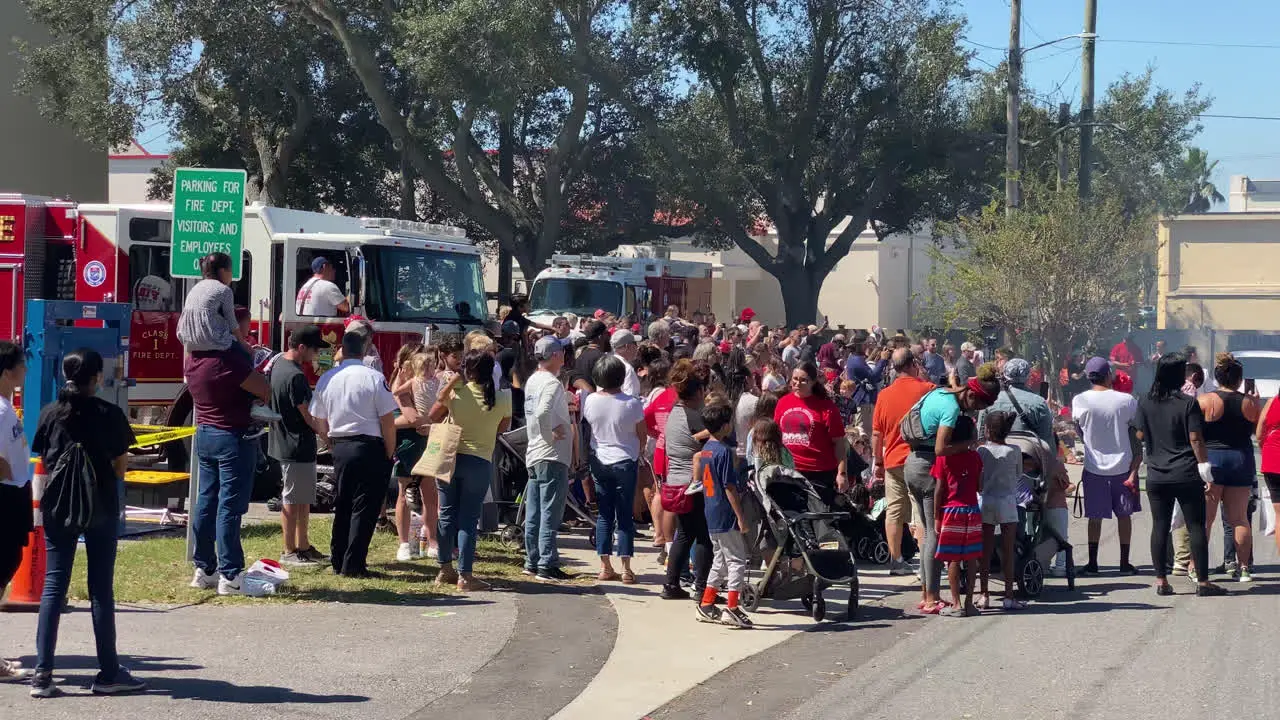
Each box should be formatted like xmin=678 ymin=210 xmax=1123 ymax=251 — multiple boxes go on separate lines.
xmin=241 ymin=558 xmax=290 ymax=596
xmin=1261 ymin=484 xmax=1276 ymax=537
xmin=1171 ymin=502 xmax=1185 ymax=531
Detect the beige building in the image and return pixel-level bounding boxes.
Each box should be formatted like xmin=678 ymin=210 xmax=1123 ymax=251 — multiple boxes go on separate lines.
xmin=0 ymin=3 xmax=106 ymax=200
xmin=1157 ymin=211 xmax=1280 ymax=331
xmin=109 ymin=140 xmax=168 ymax=203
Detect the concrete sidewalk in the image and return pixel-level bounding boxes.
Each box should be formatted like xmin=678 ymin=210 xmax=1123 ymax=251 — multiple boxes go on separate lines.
xmin=548 ymin=531 xmax=918 ymax=720
xmin=0 ymin=590 xmax=516 ymax=719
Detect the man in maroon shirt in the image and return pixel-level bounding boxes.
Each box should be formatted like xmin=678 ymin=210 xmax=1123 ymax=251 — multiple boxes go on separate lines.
xmin=186 ymin=350 xmax=272 ymax=596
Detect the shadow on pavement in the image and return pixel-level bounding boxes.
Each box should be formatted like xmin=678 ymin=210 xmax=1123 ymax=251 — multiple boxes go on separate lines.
xmin=281 ymin=586 xmax=497 ymax=606
xmin=18 ymin=654 xmax=204 ymax=673
xmin=142 ymin=676 xmax=368 ymax=704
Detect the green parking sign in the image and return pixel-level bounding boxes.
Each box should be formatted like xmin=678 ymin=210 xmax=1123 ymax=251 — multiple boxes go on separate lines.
xmin=170 ymin=167 xmax=247 ymax=279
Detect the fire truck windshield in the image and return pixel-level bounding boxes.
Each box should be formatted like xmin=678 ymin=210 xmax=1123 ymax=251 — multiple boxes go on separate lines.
xmin=364 ymin=246 xmax=486 ymax=324
xmin=529 ymin=278 xmax=623 ymax=317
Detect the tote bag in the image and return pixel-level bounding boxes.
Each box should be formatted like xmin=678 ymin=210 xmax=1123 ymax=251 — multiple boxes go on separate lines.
xmin=413 ymin=418 xmax=462 ymax=482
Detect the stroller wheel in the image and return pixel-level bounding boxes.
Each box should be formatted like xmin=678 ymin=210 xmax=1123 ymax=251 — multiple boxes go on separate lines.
xmin=741 ymin=584 xmax=761 ymax=612
xmin=801 ymin=595 xmax=813 ymax=613
xmin=1017 ymin=557 xmax=1045 ymax=598
xmin=499 ymin=524 xmax=524 ymax=550
xmin=811 ymin=577 xmax=826 ymax=622
xmin=872 ymin=540 xmax=891 ymax=566
xmin=856 ymin=537 xmax=870 ymax=559
xmin=846 ymin=576 xmax=859 ymax=621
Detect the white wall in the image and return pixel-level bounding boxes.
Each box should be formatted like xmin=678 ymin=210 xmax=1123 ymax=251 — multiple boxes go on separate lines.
xmin=108 ymin=156 xmax=165 ymax=204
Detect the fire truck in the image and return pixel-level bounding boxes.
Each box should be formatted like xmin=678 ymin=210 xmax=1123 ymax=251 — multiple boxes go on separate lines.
xmin=525 ymin=253 xmax=712 ymax=324
xmin=0 ymin=193 xmax=486 ymax=441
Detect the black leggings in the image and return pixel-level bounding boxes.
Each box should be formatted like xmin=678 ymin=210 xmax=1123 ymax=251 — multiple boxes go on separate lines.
xmin=1148 ymin=481 xmax=1209 ymax=582
xmin=665 ymin=493 xmax=712 ymax=593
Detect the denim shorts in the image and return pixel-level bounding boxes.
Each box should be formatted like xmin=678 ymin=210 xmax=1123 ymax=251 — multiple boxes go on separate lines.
xmin=1207 ymin=447 xmax=1256 ymax=488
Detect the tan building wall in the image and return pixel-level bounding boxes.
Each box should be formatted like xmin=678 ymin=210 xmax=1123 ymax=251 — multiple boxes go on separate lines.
xmin=1157 ymin=213 xmax=1280 ymax=331
xmin=0 ymin=4 xmax=107 ymax=200
xmin=108 ymin=142 xmax=168 ymax=204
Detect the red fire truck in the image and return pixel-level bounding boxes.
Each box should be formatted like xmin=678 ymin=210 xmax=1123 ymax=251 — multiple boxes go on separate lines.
xmin=0 ymin=193 xmax=486 ymax=436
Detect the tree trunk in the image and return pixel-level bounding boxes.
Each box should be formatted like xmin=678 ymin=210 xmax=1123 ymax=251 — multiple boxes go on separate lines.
xmin=497 ymin=117 xmax=516 ymax=303
xmin=398 ymin=151 xmax=415 ymax=220
xmin=775 ymin=266 xmax=823 ymax=329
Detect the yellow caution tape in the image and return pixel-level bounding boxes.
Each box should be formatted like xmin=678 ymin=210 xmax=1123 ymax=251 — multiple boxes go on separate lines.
xmin=124 ymin=470 xmax=191 ymax=485
xmin=130 ymin=427 xmax=198 ymax=448
xmin=130 ymin=424 xmax=172 ymax=434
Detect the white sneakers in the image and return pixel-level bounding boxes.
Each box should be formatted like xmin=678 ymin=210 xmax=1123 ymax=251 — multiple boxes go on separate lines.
xmin=190 ymin=568 xmax=217 ymax=590
xmin=217 ymin=575 xmax=243 ymax=596
xmin=396 ymin=542 xmax=416 ymax=562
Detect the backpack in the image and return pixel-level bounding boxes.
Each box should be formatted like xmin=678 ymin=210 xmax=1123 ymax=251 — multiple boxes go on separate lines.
xmin=899 ymin=391 xmax=939 ymax=451
xmin=44 ymin=441 xmax=97 ymax=533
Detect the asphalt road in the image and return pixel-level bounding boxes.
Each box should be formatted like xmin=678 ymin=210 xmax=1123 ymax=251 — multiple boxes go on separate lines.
xmin=654 ymin=505 xmax=1280 ymax=720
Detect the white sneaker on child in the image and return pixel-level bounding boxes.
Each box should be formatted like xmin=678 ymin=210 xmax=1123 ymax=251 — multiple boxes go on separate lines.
xmin=396 ymin=543 xmax=415 ymax=562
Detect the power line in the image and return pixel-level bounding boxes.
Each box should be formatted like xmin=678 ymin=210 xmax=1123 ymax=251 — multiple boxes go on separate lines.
xmin=1198 ymin=113 xmax=1280 ymax=121
xmin=1103 ymin=38 xmax=1280 ymax=50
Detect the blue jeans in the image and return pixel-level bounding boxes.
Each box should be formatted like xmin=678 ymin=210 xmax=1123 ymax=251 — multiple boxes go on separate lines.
xmin=524 ymin=461 xmax=569 ymax=571
xmin=192 ymin=425 xmax=257 ymax=580
xmin=591 ymin=457 xmax=638 ymax=557
xmin=36 ymin=515 xmax=119 ymax=676
xmin=438 ymin=454 xmax=492 ymax=575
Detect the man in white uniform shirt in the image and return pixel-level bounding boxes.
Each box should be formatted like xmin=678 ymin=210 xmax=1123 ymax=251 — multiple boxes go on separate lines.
xmin=610 ymin=329 xmax=642 ymax=397
xmin=523 ymin=336 xmax=575 ymax=581
xmin=296 ymin=257 xmax=350 ymax=317
xmin=0 ymin=343 xmax=34 ymax=679
xmin=311 ymin=332 xmax=397 ymax=577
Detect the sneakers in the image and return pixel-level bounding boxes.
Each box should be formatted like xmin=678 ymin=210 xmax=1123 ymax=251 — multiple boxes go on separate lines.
xmin=28 ymin=670 xmax=54 ymax=698
xmin=0 ymin=659 xmax=32 ymax=682
xmin=279 ymin=551 xmax=315 ymax=567
xmin=537 ymin=568 xmax=575 ymax=582
xmin=250 ymin=403 xmax=283 ymax=422
xmin=888 ymin=559 xmax=913 ymax=576
xmin=1238 ymin=566 xmax=1254 ymax=583
xmin=721 ymin=606 xmax=754 ymax=629
xmin=190 ymin=568 xmax=218 ymax=590
xmin=656 ymin=549 xmax=668 ymax=567
xmin=660 ymin=585 xmax=691 ymax=601
xmin=1077 ymin=563 xmax=1100 ymax=576
xmin=396 ymin=542 xmax=416 ymax=562
xmin=1119 ymin=563 xmax=1140 ymax=576
xmin=91 ymin=667 xmax=147 ymax=695
xmin=300 ymin=546 xmax=329 ymax=563
xmin=217 ymin=574 xmax=243 ymax=596
xmin=695 ymin=603 xmax=723 ymax=623
xmin=423 ymin=545 xmax=440 ymax=561
xmin=522 ymin=566 xmax=537 ymax=577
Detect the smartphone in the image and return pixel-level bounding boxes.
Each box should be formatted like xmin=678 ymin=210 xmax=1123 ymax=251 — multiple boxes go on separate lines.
xmin=1245 ymin=378 xmax=1257 ymax=395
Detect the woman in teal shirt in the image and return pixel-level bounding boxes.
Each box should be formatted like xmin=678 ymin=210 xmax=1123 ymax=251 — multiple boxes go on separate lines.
xmin=906 ymin=364 xmax=1002 ymax=614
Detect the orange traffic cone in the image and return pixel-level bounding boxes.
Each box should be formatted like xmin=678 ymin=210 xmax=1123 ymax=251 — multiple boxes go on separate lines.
xmin=1 ymin=459 xmax=47 ymax=612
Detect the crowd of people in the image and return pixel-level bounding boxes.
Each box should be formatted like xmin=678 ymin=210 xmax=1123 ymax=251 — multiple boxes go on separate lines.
xmin=4 ymin=249 xmax=1280 ymax=692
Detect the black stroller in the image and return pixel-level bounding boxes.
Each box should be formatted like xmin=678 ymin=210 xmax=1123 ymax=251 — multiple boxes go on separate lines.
xmin=742 ymin=465 xmax=860 ymax=622
xmin=493 ymin=427 xmax=596 ymax=549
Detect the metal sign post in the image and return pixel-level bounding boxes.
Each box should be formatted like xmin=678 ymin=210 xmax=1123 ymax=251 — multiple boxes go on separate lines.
xmin=170 ymin=167 xmax=247 ymax=280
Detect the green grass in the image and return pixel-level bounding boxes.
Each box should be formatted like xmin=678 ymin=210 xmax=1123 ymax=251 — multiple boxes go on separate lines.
xmin=66 ymin=519 xmax=533 ymax=605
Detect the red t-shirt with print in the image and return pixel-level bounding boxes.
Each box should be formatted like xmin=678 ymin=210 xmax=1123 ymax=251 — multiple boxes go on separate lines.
xmin=774 ymin=391 xmax=844 ymax=472
xmin=644 ymin=386 xmax=678 ymax=477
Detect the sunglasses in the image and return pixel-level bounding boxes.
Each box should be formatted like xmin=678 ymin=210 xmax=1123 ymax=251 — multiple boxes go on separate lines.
xmin=791 ymin=375 xmax=811 ymax=384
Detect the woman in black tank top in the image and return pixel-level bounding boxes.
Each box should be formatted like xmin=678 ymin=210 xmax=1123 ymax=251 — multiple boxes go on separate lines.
xmin=1199 ymin=353 xmax=1262 ymax=582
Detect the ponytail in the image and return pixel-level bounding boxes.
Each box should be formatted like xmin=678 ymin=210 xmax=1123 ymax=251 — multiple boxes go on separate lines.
xmin=51 ymin=348 xmax=104 ymax=425
xmin=463 ymin=349 xmax=497 ymax=410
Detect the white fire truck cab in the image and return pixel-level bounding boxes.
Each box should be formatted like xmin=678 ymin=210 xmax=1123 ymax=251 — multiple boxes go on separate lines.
xmin=526 ymin=253 xmax=712 ymax=324
xmin=0 ymin=194 xmax=486 ymax=428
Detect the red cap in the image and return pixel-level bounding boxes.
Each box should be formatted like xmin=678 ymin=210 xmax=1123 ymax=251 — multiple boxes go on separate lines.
xmin=632 ymin=323 xmax=641 ymax=333
xmin=1113 ymin=371 xmax=1133 ymax=394
xmin=343 ymin=314 xmax=368 ymax=329
xmin=823 ymin=368 xmax=838 ymax=383
xmin=593 ymin=309 xmax=606 ymax=319
xmin=740 ymin=307 xmax=756 ymax=322
xmin=718 ymin=340 xmax=733 ymax=354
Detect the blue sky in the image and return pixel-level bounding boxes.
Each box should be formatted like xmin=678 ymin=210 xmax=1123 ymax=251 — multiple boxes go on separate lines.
xmin=960 ymin=0 xmax=1280 ymax=200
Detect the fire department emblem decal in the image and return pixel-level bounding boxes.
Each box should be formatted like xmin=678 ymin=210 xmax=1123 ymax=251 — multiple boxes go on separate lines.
xmin=84 ymin=261 xmax=107 ymax=288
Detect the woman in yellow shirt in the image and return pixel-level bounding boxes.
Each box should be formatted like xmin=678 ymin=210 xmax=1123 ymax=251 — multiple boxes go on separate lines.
xmin=429 ymin=350 xmax=512 ymax=591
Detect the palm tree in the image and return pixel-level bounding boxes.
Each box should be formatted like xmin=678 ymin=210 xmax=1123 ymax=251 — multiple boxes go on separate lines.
xmin=1182 ymin=147 xmax=1225 ymax=213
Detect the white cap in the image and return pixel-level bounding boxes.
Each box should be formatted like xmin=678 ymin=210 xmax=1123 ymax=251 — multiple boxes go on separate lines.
xmin=610 ymin=329 xmax=637 ymax=349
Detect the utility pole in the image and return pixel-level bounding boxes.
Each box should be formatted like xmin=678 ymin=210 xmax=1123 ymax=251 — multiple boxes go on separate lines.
xmin=1005 ymin=0 xmax=1022 ymax=215
xmin=1079 ymin=0 xmax=1098 ymax=200
xmin=1057 ymin=102 xmax=1071 ymax=191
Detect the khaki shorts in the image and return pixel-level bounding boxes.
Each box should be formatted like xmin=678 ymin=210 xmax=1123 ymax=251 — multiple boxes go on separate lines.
xmin=884 ymin=466 xmax=912 ymax=528
xmin=853 ymin=404 xmax=875 ymax=440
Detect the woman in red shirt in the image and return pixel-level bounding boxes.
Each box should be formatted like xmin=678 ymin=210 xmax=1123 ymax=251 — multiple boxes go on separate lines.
xmin=1258 ymin=394 xmax=1280 ymax=557
xmin=774 ymin=361 xmax=848 ymax=493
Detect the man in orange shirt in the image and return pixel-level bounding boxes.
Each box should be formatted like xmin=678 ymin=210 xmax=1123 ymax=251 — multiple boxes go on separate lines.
xmin=872 ymin=348 xmax=936 ymax=575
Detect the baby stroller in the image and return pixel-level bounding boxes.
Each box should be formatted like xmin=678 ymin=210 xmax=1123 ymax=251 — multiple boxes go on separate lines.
xmin=742 ymin=465 xmax=860 ymax=622
xmin=845 ymin=478 xmax=918 ymax=566
xmin=988 ymin=434 xmax=1075 ymax=597
xmin=493 ymin=427 xmax=596 ymax=549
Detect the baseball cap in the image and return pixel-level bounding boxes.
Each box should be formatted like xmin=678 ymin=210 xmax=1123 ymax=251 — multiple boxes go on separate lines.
xmin=311 ymin=257 xmax=331 ymax=274
xmin=740 ymin=307 xmax=756 ymax=322
xmin=534 ymin=335 xmax=563 ymax=360
xmin=593 ymin=309 xmax=607 ymax=319
xmin=501 ymin=320 xmax=520 ymax=337
xmin=1113 ymin=371 xmax=1133 ymax=393
xmin=1084 ymin=356 xmax=1111 ymax=377
xmin=611 ymin=329 xmax=637 ymax=349
xmin=718 ymin=340 xmax=733 ymax=355
xmin=289 ymin=324 xmax=331 ymax=349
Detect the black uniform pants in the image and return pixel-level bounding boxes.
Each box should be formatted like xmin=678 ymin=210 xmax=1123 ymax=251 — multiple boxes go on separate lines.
xmin=331 ymin=435 xmax=392 ymax=576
